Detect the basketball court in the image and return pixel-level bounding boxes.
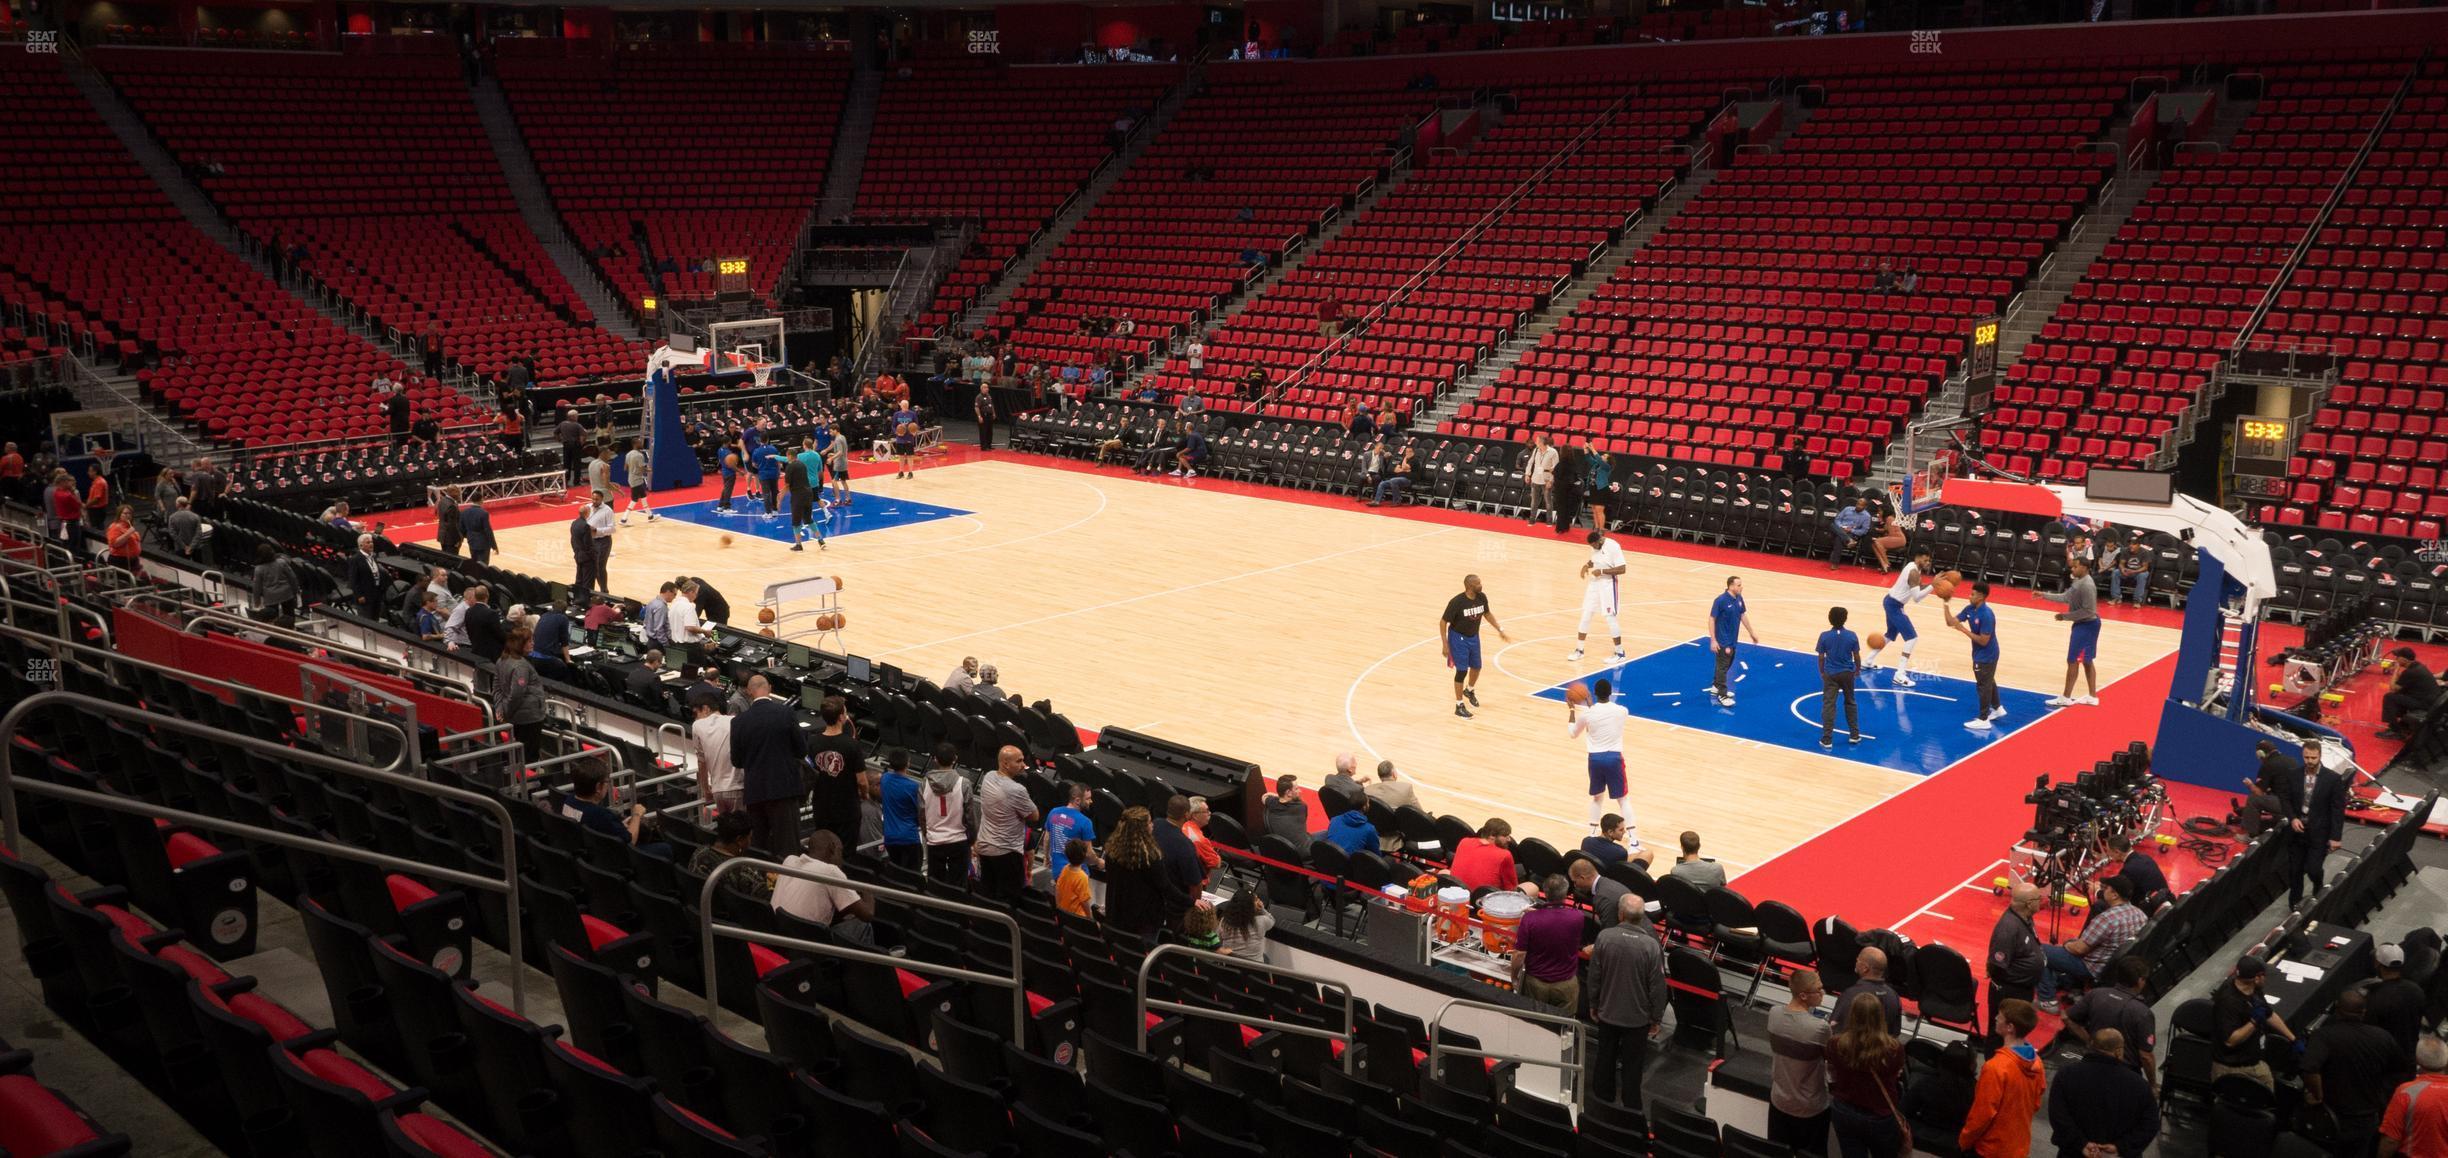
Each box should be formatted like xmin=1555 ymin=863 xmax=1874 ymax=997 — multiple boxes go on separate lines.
xmin=403 ymin=451 xmax=2184 ymax=878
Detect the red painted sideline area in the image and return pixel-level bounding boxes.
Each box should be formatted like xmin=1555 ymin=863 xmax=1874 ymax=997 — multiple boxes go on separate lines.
xmin=1733 ymin=650 xmax=2184 ymax=933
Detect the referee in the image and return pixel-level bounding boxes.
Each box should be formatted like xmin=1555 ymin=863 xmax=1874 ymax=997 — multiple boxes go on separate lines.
xmin=1441 ymin=574 xmax=1511 ymax=719
xmin=1706 ymin=575 xmax=1759 ymax=707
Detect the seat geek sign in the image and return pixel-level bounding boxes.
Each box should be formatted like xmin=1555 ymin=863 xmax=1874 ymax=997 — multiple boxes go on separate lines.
xmin=969 ymin=30 xmax=999 ymax=54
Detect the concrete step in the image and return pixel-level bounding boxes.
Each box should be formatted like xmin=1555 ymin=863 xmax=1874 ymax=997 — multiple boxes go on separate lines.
xmin=816 ymin=70 xmax=884 ymax=225
xmin=469 ymin=75 xmax=642 ymax=344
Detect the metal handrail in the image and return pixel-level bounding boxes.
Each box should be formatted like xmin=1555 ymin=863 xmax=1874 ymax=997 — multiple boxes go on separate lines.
xmin=0 ymin=692 xmax=529 ymax=1013
xmin=1428 ymin=995 xmax=1590 ymax=1108
xmin=0 ymin=594 xmax=108 ymax=648
xmin=179 ymin=609 xmax=488 ymax=716
xmin=1132 ymin=943 xmax=1357 ymax=1071
xmin=0 ymin=622 xmax=415 ymax=775
xmin=695 ymin=856 xmax=1024 ymax=1032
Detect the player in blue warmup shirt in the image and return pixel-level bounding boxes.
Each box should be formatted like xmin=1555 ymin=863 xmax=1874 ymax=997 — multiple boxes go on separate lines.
xmin=1707 ymin=575 xmax=1760 ymax=707
xmin=750 ymin=441 xmax=783 ymax=515
xmin=1951 ymin=581 xmax=2004 ymax=732
xmin=1815 ymin=606 xmax=1862 ymax=749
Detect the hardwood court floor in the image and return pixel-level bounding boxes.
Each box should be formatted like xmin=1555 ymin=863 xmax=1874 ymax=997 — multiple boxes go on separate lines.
xmin=463 ymin=457 xmax=2182 ymax=872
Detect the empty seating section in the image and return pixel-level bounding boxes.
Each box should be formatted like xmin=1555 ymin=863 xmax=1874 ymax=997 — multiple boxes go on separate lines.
xmin=0 ymin=55 xmax=463 ymax=446
xmin=2260 ymin=68 xmax=2448 ymax=538
xmin=497 ymin=43 xmax=851 ymax=314
xmin=1992 ymin=61 xmax=2400 ymax=482
xmin=97 ymin=47 xmax=647 ymax=386
xmin=991 ymin=71 xmax=1438 ymax=379
xmin=1458 ymin=64 xmax=2116 ymax=478
xmin=855 ymin=60 xmax=1178 ymax=337
xmin=1145 ymin=74 xmax=1723 ymax=423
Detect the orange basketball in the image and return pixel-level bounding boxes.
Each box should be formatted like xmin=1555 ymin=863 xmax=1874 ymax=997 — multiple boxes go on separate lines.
xmin=1564 ymin=682 xmax=1591 ymax=707
xmin=1940 ymin=570 xmax=1962 ymax=585
xmin=831 ymin=575 xmax=845 ymax=591
xmin=1867 ymin=632 xmax=1888 ymax=651
xmin=718 ymin=533 xmax=733 ymax=547
xmin=759 ymin=627 xmax=777 ymax=638
xmin=757 ymin=607 xmax=778 ymax=625
xmin=1931 ymin=577 xmax=1958 ymax=600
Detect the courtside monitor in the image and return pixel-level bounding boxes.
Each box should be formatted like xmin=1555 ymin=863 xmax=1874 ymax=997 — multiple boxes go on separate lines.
xmin=2084 ymin=468 xmax=2175 ymax=506
xmin=785 ymin=643 xmax=812 ymax=669
xmin=847 ymin=655 xmax=873 ymax=683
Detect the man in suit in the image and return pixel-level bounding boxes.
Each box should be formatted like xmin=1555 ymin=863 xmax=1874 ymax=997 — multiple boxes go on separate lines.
xmin=347 ymin=534 xmax=386 ymax=619
xmin=458 ymin=500 xmax=497 ymax=567
xmin=2243 ymin=739 xmax=2304 ymax=838
xmin=2293 ymin=741 xmax=2349 ymax=906
xmin=625 ymin=649 xmax=669 ymax=706
xmin=730 ymin=673 xmax=809 ymax=858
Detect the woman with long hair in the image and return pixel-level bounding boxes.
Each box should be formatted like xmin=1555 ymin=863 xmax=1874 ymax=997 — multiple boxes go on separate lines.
xmin=104 ymin=504 xmax=143 ymax=571
xmin=1216 ymin=887 xmax=1274 ymax=961
xmin=1825 ymin=993 xmax=1909 ymax=1158
xmin=1100 ymin=806 xmax=1181 ymax=938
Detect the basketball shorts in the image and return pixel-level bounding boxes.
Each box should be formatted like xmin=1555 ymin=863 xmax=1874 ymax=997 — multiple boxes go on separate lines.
xmin=630 ymin=482 xmax=648 ymax=503
xmin=2068 ymin=618 xmax=2102 ymax=663
xmin=1578 ymin=580 xmax=1620 ymax=635
xmin=789 ymin=490 xmax=813 ymax=525
xmin=1586 ymin=752 xmax=1627 ymax=799
xmin=1881 ymin=595 xmax=1916 ymax=642
xmin=1446 ymin=630 xmax=1482 ymax=672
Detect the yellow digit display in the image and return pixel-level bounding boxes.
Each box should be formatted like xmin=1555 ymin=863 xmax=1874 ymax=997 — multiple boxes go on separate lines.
xmin=2240 ymin=420 xmax=2286 ymax=441
xmin=717 ymin=259 xmax=749 ymax=277
xmin=1972 ymin=321 xmax=1999 ymax=346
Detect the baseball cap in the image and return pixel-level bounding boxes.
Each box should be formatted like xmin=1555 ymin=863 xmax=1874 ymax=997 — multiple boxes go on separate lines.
xmin=2235 ymin=955 xmax=2268 ymax=979
xmin=2376 ymin=944 xmax=2407 ymax=968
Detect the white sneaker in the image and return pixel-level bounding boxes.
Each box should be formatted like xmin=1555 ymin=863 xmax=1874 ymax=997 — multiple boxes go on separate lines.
xmin=1169 ymin=469 xmax=1184 ymax=476
xmin=1891 ymin=672 xmax=1917 ymax=688
xmin=1568 ymin=648 xmax=1585 ymax=661
xmin=2075 ymin=696 xmax=2099 ymax=706
xmin=619 ymin=516 xmax=631 ymax=526
xmin=1609 ymin=651 xmax=1626 ymax=663
xmin=1965 ymin=718 xmax=1994 ymax=732
xmin=1184 ymin=469 xmax=1197 ymax=478
xmin=2045 ymin=695 xmax=2075 ymax=707
xmin=1987 ymin=706 xmax=2008 ymax=721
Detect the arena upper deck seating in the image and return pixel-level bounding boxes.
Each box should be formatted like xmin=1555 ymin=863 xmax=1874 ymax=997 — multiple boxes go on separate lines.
xmin=853 ymin=59 xmax=1180 ymax=340
xmin=986 ymin=70 xmax=1443 ymax=377
xmin=1990 ymin=60 xmax=2406 ymax=484
xmin=95 ymin=46 xmax=648 ymax=388
xmin=1449 ymin=62 xmax=2119 ymax=477
xmin=1140 ymin=72 xmax=1727 ymax=424
xmin=496 ymin=41 xmax=852 ymax=319
xmin=2258 ymin=68 xmax=2448 ymax=538
xmin=0 ymin=54 xmax=470 ymax=447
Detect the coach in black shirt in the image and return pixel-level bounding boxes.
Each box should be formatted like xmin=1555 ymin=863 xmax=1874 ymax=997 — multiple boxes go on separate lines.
xmin=2305 ymin=989 xmax=2410 ymax=1157
xmin=684 ymin=576 xmax=731 ymax=626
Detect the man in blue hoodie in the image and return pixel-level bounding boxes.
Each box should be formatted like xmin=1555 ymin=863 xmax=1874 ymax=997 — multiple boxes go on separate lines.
xmin=1323 ymin=808 xmax=1380 ymax=857
xmin=877 ymin=748 xmax=924 ymax=870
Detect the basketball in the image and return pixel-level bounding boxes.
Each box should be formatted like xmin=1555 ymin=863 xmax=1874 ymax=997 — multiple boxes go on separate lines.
xmin=718 ymin=533 xmax=733 ymax=547
xmin=757 ymin=607 xmax=777 ymax=625
xmin=1940 ymin=570 xmax=1962 ymax=585
xmin=1565 ymin=682 xmax=1591 ymax=707
xmin=816 ymin=611 xmax=844 ymax=631
xmin=759 ymin=627 xmax=776 ymax=638
xmin=1931 ymin=577 xmax=1957 ymax=600
xmin=1867 ymin=632 xmax=1887 ymax=651
xmin=831 ymin=575 xmax=845 ymax=590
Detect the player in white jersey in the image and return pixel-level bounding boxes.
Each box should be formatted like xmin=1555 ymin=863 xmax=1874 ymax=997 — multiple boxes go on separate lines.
xmin=1567 ymin=677 xmax=1632 ymax=827
xmin=1571 ymin=529 xmax=1628 ymax=663
xmin=1864 ymin=546 xmax=1936 ymax=686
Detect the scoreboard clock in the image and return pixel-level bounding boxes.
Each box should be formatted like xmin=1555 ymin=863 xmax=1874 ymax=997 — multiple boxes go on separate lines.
xmin=716 ymin=257 xmax=749 ymax=299
xmin=2231 ymin=415 xmax=2295 ymax=477
xmin=1963 ymin=315 xmax=2000 ymax=416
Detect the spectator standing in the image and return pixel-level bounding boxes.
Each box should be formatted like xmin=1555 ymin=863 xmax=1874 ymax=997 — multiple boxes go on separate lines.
xmin=1509 ymin=875 xmax=1585 ymax=1014
xmin=877 ymin=749 xmax=924 ymax=869
xmin=250 ymin=543 xmax=303 ymax=626
xmin=1549 ymin=439 xmax=1583 ymax=535
xmin=1181 ymin=797 xmax=1221 ymax=871
xmin=2367 ymin=945 xmax=2429 ymax=1059
xmin=1988 ymin=883 xmax=2046 ymax=1023
xmin=1043 ymin=782 xmax=1098 ymax=881
xmin=1960 ymin=999 xmax=2045 ymax=1158
xmin=458 ymin=500 xmax=496 ymax=567
xmin=975 ymin=746 xmax=1041 ymax=901
xmin=1102 ymin=807 xmax=1182 ymax=938
xmin=2062 ymin=956 xmax=2159 ymax=1094
xmin=346 ymin=533 xmax=386 ymax=619
xmin=733 ymin=674 xmax=812 ymax=860
xmin=1769 ymin=969 xmax=1835 ymax=1153
xmin=1582 ymin=444 xmax=1613 ymax=530
xmin=920 ymin=746 xmax=971 ymax=883
xmin=104 ymin=506 xmax=144 ymax=573
xmin=493 ymin=624 xmax=548 ymax=768
xmin=2381 ymin=1037 xmax=2448 ymax=1158
xmin=1522 ymin=433 xmax=1559 ymax=526
xmin=690 ymin=696 xmax=740 ymax=816
xmin=555 ymin=410 xmax=587 ymax=485
xmin=1839 ymin=947 xmax=1904 ymax=1037
xmin=2211 ymin=955 xmax=2296 ymax=1089
xmin=2046 ymin=1030 xmax=2159 ymax=1158
xmin=1154 ymin=797 xmax=1208 ymax=924
xmin=584 ymin=491 xmax=616 ymax=595
xmin=2307 ymin=989 xmax=2413 ymax=1158
xmin=805 ymin=697 xmax=865 ymax=852
xmin=1826 ymin=995 xmax=1909 ymax=1158
xmin=1055 ymin=840 xmax=1096 ymax=919
xmin=1586 ymin=894 xmax=1668 ymax=1106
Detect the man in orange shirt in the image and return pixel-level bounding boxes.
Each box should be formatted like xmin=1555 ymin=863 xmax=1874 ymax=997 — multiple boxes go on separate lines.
xmin=84 ymin=467 xmax=112 ymax=531
xmin=1450 ymin=818 xmax=1520 ymax=893
xmin=0 ymin=441 xmax=23 ymax=486
xmin=1961 ymin=998 xmax=2045 ymax=1158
